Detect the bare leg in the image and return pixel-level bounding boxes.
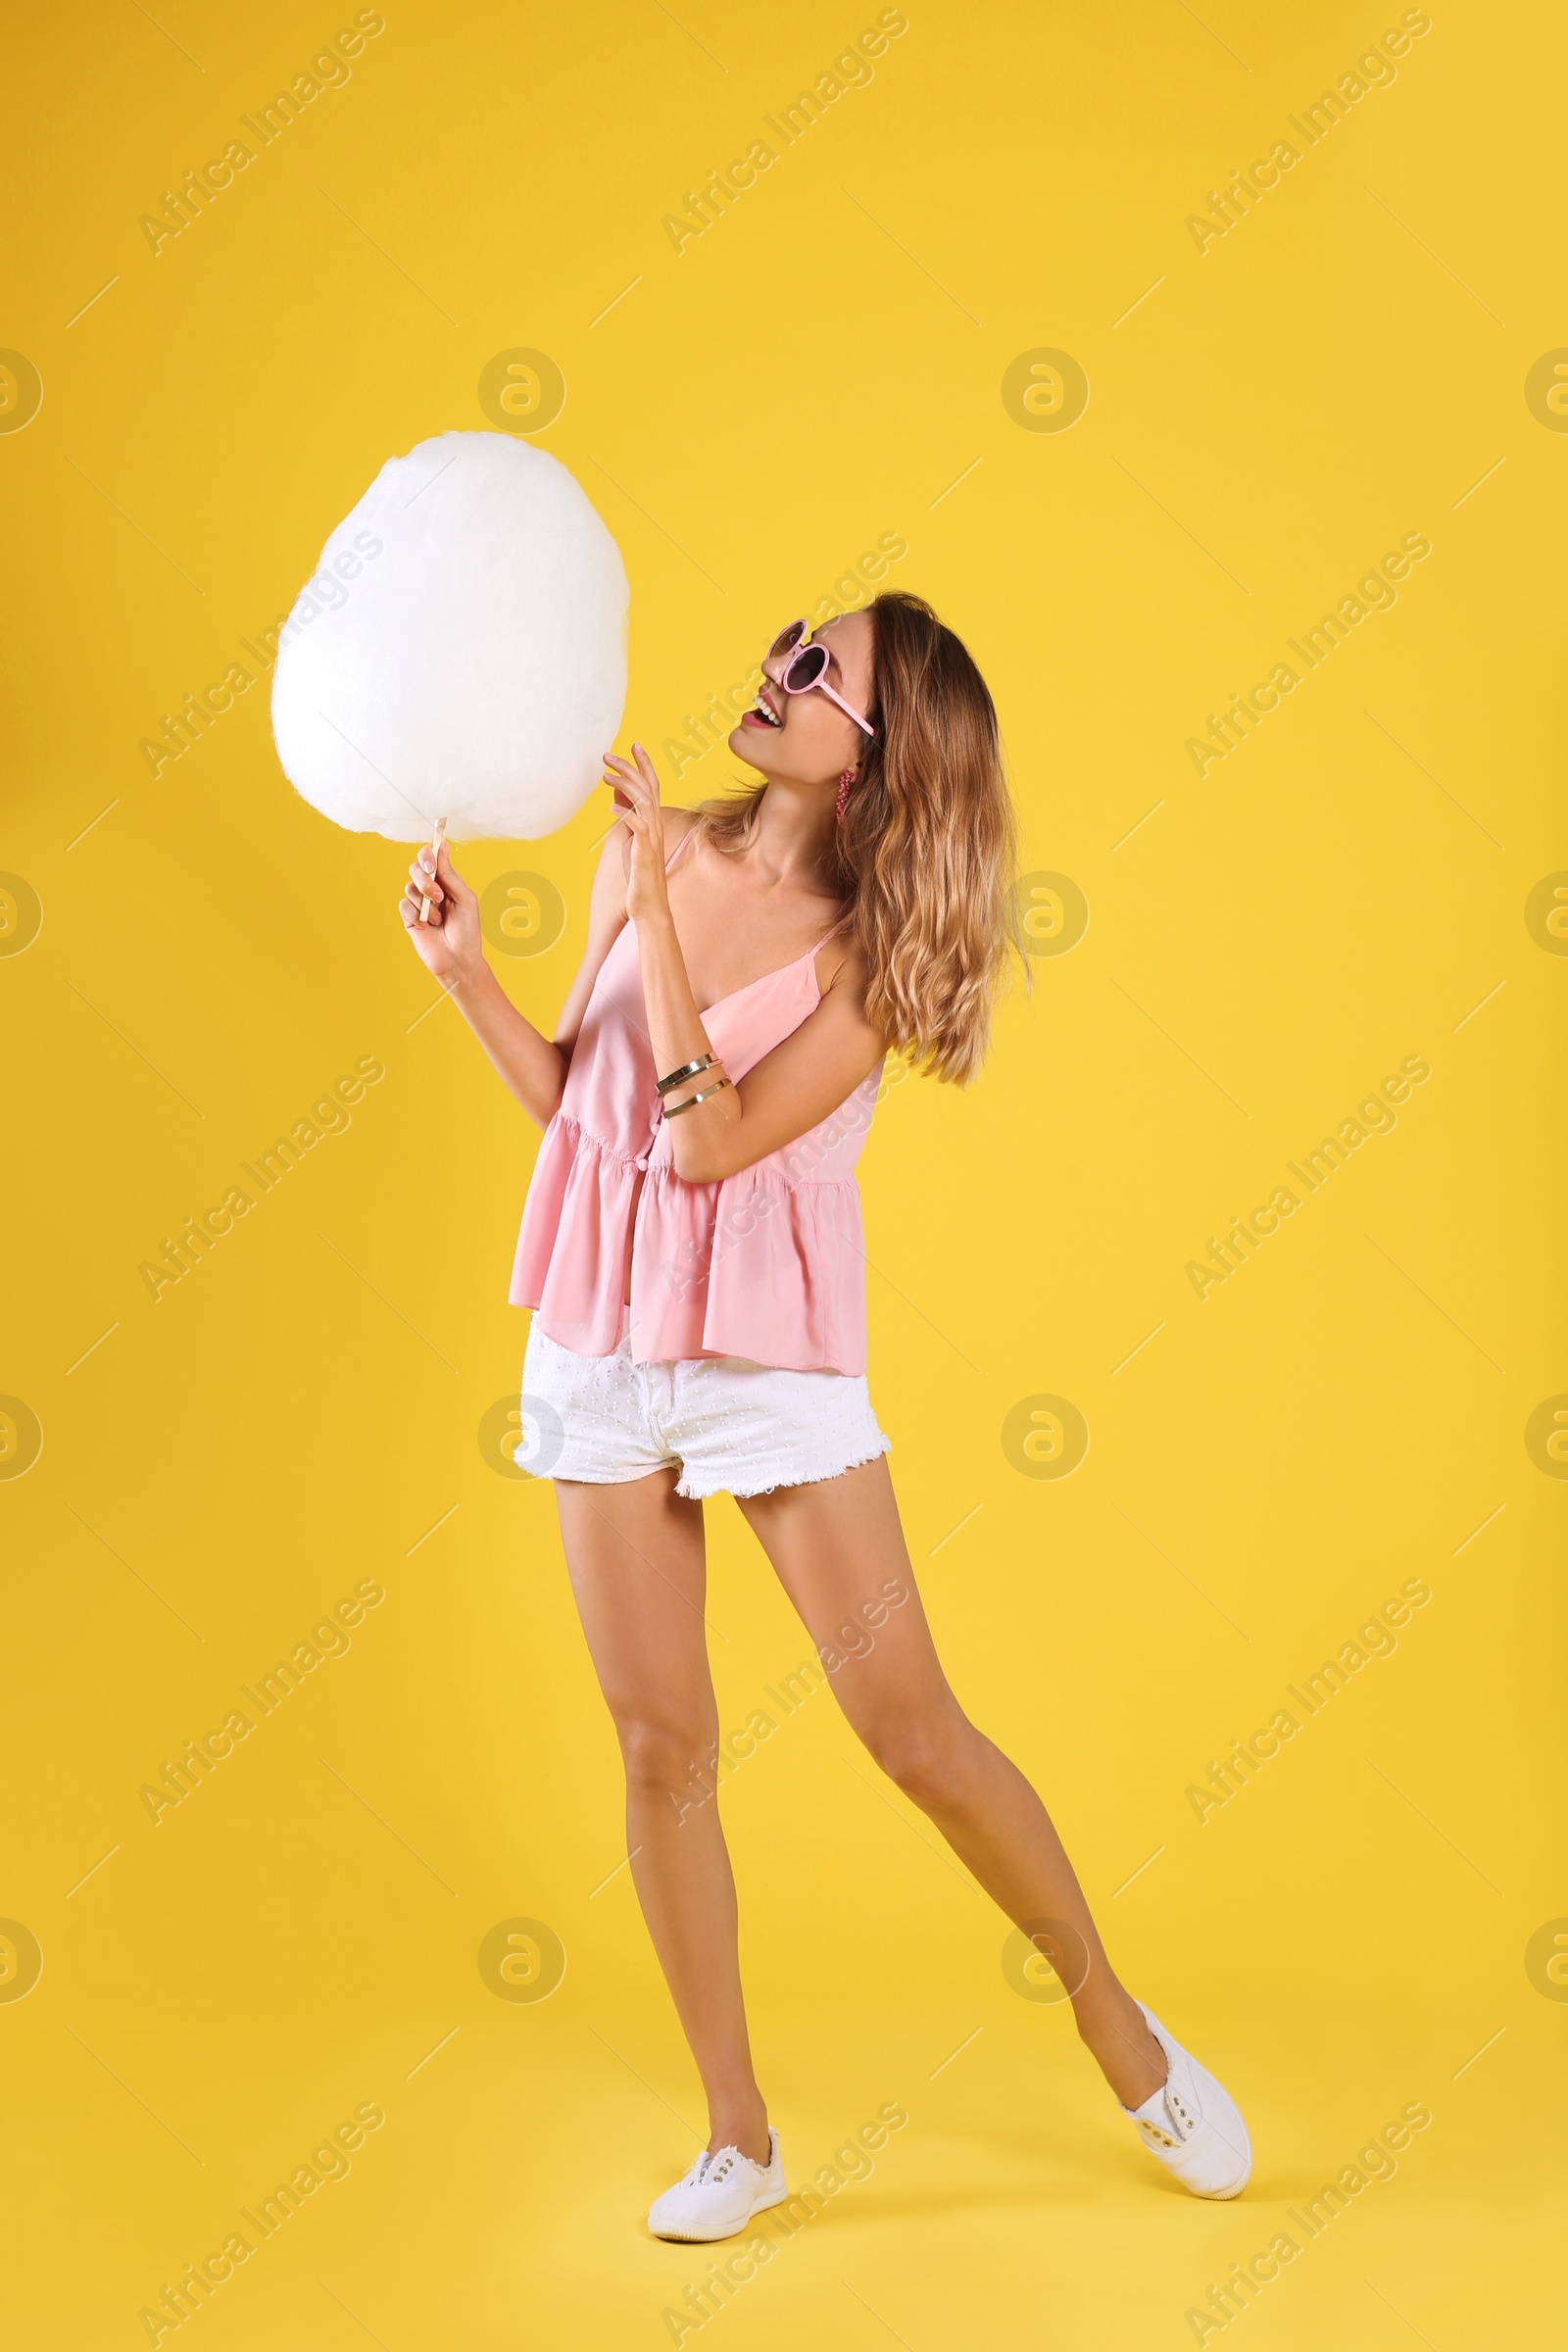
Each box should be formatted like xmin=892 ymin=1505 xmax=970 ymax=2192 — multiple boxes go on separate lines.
xmin=739 ymin=1457 xmax=1167 ymax=2108
xmin=554 ymin=1473 xmax=771 ymax=2161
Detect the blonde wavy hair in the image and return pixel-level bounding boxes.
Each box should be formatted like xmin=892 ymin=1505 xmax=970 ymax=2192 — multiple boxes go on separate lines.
xmin=689 ymin=591 xmax=1019 ymax=1085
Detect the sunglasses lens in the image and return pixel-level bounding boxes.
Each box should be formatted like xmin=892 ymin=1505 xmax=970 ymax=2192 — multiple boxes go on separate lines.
xmin=785 ymin=642 xmax=827 ymax=690
xmin=769 ymin=621 xmax=806 ymax=662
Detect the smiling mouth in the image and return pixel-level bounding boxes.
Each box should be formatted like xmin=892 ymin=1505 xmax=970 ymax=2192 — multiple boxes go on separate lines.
xmin=741 ymin=689 xmax=783 ymax=729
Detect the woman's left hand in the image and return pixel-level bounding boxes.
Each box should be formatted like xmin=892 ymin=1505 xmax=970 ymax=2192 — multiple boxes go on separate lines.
xmin=604 ymin=744 xmax=671 ymax=927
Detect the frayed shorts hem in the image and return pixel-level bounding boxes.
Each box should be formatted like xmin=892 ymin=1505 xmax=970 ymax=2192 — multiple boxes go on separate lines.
xmin=674 ymin=1434 xmax=892 ymax=1503
xmin=519 ymin=1317 xmax=890 ymax=1500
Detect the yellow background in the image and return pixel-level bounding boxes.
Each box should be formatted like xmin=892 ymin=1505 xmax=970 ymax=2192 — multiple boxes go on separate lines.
xmin=4 ymin=0 xmax=1563 ymax=2342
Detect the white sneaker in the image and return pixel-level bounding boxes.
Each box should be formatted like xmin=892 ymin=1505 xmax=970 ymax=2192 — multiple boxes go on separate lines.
xmin=1122 ymin=2004 xmax=1252 ymax=2198
xmin=648 ymin=2129 xmax=787 ymax=2242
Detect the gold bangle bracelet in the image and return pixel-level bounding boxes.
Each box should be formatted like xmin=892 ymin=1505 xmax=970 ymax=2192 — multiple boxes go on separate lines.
xmin=662 ymin=1076 xmax=732 ymax=1117
xmin=656 ymin=1053 xmax=718 ymax=1097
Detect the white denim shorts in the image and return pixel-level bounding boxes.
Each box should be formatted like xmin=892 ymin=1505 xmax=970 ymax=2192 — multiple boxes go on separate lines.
xmin=518 ymin=1316 xmax=890 ymax=1500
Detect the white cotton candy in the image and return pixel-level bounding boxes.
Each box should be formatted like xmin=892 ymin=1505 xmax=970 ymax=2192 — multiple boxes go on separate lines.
xmin=270 ymin=431 xmax=627 ymax=842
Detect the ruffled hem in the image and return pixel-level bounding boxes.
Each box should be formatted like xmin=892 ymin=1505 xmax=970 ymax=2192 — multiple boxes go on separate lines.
xmin=509 ymin=1112 xmax=643 ymax=1356
xmin=632 ymin=1158 xmax=868 ymax=1375
xmin=512 ymin=1112 xmax=871 ymax=1376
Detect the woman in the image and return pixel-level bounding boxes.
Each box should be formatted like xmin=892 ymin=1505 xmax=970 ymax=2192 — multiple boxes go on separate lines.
xmin=399 ymin=591 xmax=1250 ymax=2238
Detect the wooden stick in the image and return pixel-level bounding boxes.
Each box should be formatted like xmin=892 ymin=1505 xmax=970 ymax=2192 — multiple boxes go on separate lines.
xmin=417 ymin=815 xmax=447 ymax=925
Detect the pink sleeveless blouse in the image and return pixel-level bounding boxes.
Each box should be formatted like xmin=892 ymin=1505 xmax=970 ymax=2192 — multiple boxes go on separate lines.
xmin=508 ymin=906 xmax=881 ymax=1375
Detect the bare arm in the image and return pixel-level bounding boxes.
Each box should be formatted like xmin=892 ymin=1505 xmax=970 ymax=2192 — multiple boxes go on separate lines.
xmin=611 ymin=746 xmax=886 ymax=1183
xmin=398 ymin=815 xmax=688 ymax=1126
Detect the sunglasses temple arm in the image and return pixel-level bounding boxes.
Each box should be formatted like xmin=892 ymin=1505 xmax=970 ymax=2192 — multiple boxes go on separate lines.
xmin=819 ymin=680 xmax=877 ymax=737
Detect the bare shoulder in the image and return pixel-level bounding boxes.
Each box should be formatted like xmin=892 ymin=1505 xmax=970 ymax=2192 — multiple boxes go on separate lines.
xmin=816 ymin=929 xmax=874 ymax=1019
xmin=660 ymin=805 xmax=702 ymax=856
xmin=592 ymin=804 xmax=700 ymax=893
xmin=604 ymin=802 xmax=700 ymax=878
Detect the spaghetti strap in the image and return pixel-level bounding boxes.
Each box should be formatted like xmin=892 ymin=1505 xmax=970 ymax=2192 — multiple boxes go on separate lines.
xmin=663 ymin=820 xmax=699 ymax=876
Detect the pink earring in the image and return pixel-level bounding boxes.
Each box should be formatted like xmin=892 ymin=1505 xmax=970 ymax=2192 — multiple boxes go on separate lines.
xmin=836 ymin=768 xmax=858 ymax=823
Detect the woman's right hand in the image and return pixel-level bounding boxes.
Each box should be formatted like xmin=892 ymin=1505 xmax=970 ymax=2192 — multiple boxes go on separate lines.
xmin=399 ymin=842 xmax=483 ymax=982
